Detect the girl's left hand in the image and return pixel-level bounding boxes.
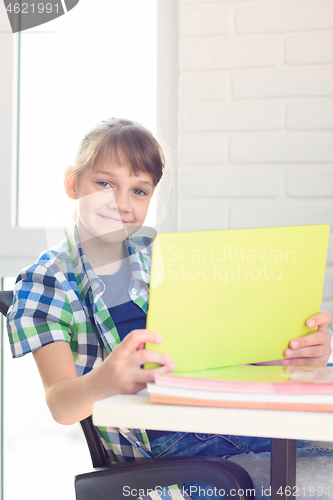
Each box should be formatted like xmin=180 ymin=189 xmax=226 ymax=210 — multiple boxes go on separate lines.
xmin=283 ymin=312 xmax=333 ymax=366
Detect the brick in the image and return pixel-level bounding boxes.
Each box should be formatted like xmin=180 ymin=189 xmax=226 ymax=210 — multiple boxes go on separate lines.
xmin=180 ymin=73 xmax=228 ymax=102
xmin=181 ymin=102 xmax=282 ymax=132
xmin=179 ymin=134 xmax=227 ymax=164
xmin=229 ymin=201 xmax=333 ymax=229
xmin=233 ymin=69 xmax=333 ymax=99
xmin=286 ymin=34 xmax=333 ymax=65
xmin=179 ymin=199 xmax=228 ymax=231
xmin=286 ymin=168 xmax=333 ymax=197
xmin=323 ymin=268 xmax=333 ymax=300
xmin=182 ymin=38 xmax=279 ymax=71
xmin=286 ymin=101 xmax=333 ymax=130
xmin=179 ymin=167 xmax=279 ymax=197
xmin=229 ymin=136 xmax=333 ymax=163
xmin=236 ymin=2 xmax=333 ymax=33
xmin=180 ymin=6 xmax=232 ymax=37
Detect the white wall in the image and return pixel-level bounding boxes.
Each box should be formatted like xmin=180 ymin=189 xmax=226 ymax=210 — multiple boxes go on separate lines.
xmin=178 ymin=0 xmax=333 ymax=316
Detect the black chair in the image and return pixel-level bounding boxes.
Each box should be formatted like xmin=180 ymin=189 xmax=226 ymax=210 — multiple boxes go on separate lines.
xmin=0 ymin=290 xmax=255 ymax=500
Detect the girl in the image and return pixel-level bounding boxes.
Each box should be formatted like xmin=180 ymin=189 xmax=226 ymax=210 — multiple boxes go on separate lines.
xmin=7 ymin=118 xmax=333 ymax=500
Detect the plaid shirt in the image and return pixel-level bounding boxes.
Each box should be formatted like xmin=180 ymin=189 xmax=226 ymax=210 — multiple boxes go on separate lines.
xmin=7 ymin=227 xmax=193 ymax=500
xmin=7 ymin=226 xmax=156 ymax=462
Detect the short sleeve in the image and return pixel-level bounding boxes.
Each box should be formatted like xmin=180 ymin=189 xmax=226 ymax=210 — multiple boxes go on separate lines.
xmin=7 ymin=263 xmax=74 ymax=358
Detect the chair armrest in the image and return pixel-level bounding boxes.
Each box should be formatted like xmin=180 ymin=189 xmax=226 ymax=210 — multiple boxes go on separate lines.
xmin=0 ymin=290 xmax=14 ymax=317
xmin=80 ymin=416 xmax=107 ymax=468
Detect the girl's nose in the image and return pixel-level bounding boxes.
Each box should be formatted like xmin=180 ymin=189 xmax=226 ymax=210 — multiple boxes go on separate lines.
xmin=109 ymin=189 xmax=131 ymax=212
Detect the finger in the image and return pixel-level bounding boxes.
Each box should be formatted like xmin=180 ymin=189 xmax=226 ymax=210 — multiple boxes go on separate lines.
xmin=129 ymin=363 xmax=175 ymax=385
xmin=284 ymin=343 xmax=329 ymax=360
xmin=131 ymin=348 xmax=173 ymax=368
xmin=120 ymin=329 xmax=162 ymax=351
xmin=307 ymin=311 xmax=331 ymax=329
xmin=136 ymin=342 xmax=145 ymax=351
xmin=151 ymin=362 xmax=176 ymax=377
xmin=282 ymin=355 xmax=329 ymax=367
xmin=289 ymin=329 xmax=329 ymax=350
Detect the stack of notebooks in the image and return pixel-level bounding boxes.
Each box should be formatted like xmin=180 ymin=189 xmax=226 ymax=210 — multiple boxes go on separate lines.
xmin=147 ymin=365 xmax=333 ymax=412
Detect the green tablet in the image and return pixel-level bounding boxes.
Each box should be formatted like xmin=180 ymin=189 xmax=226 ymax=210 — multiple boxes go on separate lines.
xmin=145 ymin=225 xmax=330 ymax=373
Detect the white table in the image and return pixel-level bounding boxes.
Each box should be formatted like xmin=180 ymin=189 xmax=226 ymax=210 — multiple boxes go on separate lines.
xmin=93 ymin=390 xmax=333 ymax=500
xmin=93 ymin=390 xmax=333 ymax=441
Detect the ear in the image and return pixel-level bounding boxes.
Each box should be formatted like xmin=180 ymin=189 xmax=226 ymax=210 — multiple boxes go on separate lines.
xmin=64 ymin=167 xmax=78 ymax=200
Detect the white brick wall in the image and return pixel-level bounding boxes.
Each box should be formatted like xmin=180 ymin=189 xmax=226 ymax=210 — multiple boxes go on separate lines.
xmin=286 ymin=168 xmax=333 ymax=196
xmin=180 ymin=134 xmax=227 ymax=164
xmin=286 ymin=101 xmax=333 ymax=129
xmin=236 ymin=2 xmax=333 ymax=33
xmin=179 ymin=199 xmax=228 ymax=231
xmin=180 ymin=73 xmax=229 ymax=101
xmin=229 ymin=202 xmax=333 ymax=229
xmin=180 ymin=5 xmax=233 ymax=36
xmin=233 ymin=69 xmax=333 ymax=98
xmin=182 ymin=38 xmax=280 ymax=70
xmin=178 ymin=0 xmax=333 ymax=318
xmin=323 ymin=268 xmax=333 ymax=300
xmin=229 ymin=136 xmax=333 ymax=163
xmin=286 ymin=34 xmax=333 ymax=65
xmin=181 ymin=102 xmax=282 ymax=131
xmin=179 ymin=167 xmax=280 ymax=197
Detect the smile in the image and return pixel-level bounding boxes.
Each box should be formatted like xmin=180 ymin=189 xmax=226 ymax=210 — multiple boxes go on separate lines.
xmin=98 ymin=214 xmax=129 ymax=225
xmin=97 ymin=214 xmax=130 ymax=226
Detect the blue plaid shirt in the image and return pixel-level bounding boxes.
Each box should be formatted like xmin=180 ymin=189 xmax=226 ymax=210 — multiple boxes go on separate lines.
xmin=7 ymin=226 xmax=156 ymax=465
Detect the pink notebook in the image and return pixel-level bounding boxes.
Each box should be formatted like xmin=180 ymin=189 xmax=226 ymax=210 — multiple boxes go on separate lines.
xmin=154 ymin=365 xmax=333 ymax=395
xmin=148 ymin=366 xmax=333 ymax=412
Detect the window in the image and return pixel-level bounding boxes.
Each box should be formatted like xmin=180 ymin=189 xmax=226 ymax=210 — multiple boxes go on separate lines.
xmin=0 ymin=0 xmax=181 ymax=498
xmin=18 ymin=0 xmax=157 ymax=228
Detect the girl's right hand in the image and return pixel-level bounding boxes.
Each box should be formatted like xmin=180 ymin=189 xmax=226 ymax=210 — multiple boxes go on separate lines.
xmin=95 ymin=329 xmax=175 ymax=398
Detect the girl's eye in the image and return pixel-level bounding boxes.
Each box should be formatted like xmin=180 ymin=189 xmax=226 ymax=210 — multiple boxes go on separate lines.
xmin=133 ymin=189 xmax=147 ymax=196
xmin=98 ymin=181 xmax=112 ymax=188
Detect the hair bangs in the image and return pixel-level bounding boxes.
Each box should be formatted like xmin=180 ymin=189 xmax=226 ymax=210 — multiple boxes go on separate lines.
xmin=75 ymin=118 xmax=164 ymax=187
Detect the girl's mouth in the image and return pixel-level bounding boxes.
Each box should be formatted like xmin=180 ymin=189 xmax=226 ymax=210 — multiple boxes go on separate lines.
xmin=98 ymin=214 xmax=129 ymax=225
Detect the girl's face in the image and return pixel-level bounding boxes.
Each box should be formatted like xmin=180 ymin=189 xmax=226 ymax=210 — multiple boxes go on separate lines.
xmin=65 ymin=152 xmax=155 ymax=245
